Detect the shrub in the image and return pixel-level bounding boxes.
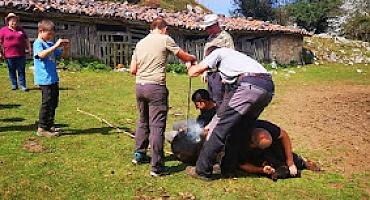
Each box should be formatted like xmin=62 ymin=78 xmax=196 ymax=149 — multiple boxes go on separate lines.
xmin=166 ymin=63 xmax=187 ymax=74
xmin=58 ymin=58 xmax=111 ymax=72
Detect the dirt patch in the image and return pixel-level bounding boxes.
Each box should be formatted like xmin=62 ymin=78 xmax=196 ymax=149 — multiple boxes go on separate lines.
xmin=266 ymin=83 xmax=370 ymax=177
xmin=23 ymin=137 xmax=49 ymax=153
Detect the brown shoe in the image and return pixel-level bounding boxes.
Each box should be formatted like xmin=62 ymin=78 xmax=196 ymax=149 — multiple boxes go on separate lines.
xmin=37 ymin=128 xmax=59 ymax=138
xmin=305 ymin=160 xmax=321 ymax=171
xmin=186 ymin=166 xmax=212 ymax=181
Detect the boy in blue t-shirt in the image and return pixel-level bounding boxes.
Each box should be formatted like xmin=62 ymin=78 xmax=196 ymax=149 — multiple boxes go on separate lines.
xmin=33 ymin=19 xmax=69 ymax=137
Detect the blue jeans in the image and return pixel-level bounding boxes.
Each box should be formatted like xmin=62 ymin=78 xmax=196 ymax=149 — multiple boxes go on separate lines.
xmin=6 ymin=56 xmax=27 ymax=89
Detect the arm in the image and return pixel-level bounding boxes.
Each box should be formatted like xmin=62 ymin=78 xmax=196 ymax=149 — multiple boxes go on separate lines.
xmin=176 ymin=49 xmax=196 ymax=62
xmin=186 ymin=62 xmax=208 ymax=77
xmin=239 ymin=163 xmax=275 ymax=175
xmin=25 ymin=38 xmax=33 ymax=56
xmin=37 ymin=39 xmax=65 ymax=59
xmin=0 ymin=34 xmax=4 ymax=59
xmin=130 ymin=59 xmax=138 ymax=75
xmin=278 ymin=129 xmax=297 ymax=175
xmin=0 ymin=42 xmax=3 ymax=59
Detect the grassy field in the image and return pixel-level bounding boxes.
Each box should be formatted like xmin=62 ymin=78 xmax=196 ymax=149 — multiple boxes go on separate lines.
xmin=0 ymin=64 xmax=369 ymax=199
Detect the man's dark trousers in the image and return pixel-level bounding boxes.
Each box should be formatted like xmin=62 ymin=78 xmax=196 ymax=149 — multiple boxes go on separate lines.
xmin=135 ymin=84 xmax=168 ymax=173
xmin=207 ymin=71 xmax=224 ymax=107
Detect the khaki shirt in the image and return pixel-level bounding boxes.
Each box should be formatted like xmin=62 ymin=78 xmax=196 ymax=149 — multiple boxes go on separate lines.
xmin=204 ymin=30 xmax=234 ymax=57
xmin=132 ymin=32 xmax=181 ymax=85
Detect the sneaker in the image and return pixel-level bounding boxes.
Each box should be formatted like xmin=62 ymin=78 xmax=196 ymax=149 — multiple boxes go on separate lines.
xmin=131 ymin=152 xmax=150 ymax=165
xmin=305 ymin=160 xmax=321 ymax=171
xmin=36 ymin=127 xmax=60 ymax=138
xmin=21 ymin=87 xmax=29 ymax=91
xmin=185 ymin=166 xmax=212 ymax=181
xmin=11 ymin=85 xmax=18 ymax=90
xmin=150 ymin=166 xmax=170 ymax=177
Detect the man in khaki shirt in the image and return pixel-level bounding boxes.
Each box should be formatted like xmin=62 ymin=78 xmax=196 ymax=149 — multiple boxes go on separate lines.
xmin=201 ymin=14 xmax=234 ymax=107
xmin=130 ymin=17 xmax=196 ymax=176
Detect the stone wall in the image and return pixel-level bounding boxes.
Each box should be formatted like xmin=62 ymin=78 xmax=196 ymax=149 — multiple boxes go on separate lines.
xmin=270 ymin=34 xmax=303 ymax=64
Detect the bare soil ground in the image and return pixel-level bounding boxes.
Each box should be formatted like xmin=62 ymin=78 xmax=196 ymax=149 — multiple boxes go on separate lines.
xmin=266 ymin=83 xmax=370 ymax=177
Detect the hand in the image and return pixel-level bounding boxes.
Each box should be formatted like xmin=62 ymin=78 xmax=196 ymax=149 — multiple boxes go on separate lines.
xmin=189 ymin=54 xmax=196 ymax=62
xmin=29 ymin=49 xmax=33 ymax=56
xmin=289 ymin=164 xmax=298 ymax=176
xmin=203 ymin=125 xmax=210 ymax=138
xmin=63 ymin=39 xmax=70 ymax=49
xmin=185 ymin=62 xmax=192 ymax=69
xmin=55 ymin=39 xmax=69 ymax=48
xmin=263 ymin=166 xmax=275 ymax=174
xmin=201 ymin=71 xmax=208 ymax=83
xmin=0 ymin=54 xmax=3 ymax=59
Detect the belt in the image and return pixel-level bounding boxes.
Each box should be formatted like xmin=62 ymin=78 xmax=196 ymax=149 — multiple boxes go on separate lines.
xmin=238 ymin=72 xmax=272 ymax=81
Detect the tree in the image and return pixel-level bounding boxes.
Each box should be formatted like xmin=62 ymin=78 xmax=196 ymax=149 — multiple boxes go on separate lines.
xmin=343 ymin=13 xmax=370 ymax=42
xmin=232 ymin=0 xmax=277 ymax=21
xmin=286 ymin=0 xmax=342 ymax=33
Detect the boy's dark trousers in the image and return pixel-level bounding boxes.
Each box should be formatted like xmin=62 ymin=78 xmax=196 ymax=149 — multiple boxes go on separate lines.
xmin=39 ymin=83 xmax=59 ymax=130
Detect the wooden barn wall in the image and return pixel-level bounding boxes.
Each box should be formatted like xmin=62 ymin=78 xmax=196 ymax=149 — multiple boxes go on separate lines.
xmin=0 ymin=12 xmax=303 ymax=66
xmin=233 ymin=33 xmax=271 ymax=62
xmin=0 ymin=18 xmax=98 ymax=60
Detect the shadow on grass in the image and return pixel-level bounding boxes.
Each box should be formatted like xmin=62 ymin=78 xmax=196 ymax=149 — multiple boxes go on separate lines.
xmin=0 ymin=123 xmax=38 ymax=132
xmin=0 ymin=123 xmax=68 ymax=133
xmin=0 ymin=104 xmax=21 ymax=109
xmin=25 ymin=87 xmax=74 ymax=91
xmin=165 ymin=154 xmax=188 ymax=174
xmin=0 ymin=117 xmax=25 ymax=122
xmin=61 ymin=127 xmax=121 ymax=135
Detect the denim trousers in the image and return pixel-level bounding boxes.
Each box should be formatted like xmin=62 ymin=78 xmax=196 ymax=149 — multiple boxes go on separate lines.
xmin=39 ymin=83 xmax=59 ymax=129
xmin=5 ymin=56 xmax=27 ymax=88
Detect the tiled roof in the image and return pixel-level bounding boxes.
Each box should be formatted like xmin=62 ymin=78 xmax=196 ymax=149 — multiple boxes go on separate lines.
xmin=0 ymin=0 xmax=311 ymax=35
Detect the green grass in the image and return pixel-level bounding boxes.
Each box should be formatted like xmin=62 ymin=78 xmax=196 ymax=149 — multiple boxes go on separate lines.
xmin=0 ymin=64 xmax=369 ymax=199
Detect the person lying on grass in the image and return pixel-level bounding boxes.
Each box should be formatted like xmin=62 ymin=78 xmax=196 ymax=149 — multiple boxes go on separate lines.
xmin=238 ymin=120 xmax=321 ymax=179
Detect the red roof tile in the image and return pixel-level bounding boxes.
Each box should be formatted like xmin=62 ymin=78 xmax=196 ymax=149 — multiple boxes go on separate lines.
xmin=0 ymin=0 xmax=311 ymax=35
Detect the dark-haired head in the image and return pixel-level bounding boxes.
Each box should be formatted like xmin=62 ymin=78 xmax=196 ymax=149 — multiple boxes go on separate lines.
xmin=192 ymin=89 xmax=212 ymax=102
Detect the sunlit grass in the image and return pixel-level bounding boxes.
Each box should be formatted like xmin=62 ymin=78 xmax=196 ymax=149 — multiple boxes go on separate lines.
xmin=0 ymin=64 xmax=369 ymax=199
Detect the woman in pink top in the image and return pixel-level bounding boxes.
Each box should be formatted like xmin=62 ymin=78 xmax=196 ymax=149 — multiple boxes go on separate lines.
xmin=0 ymin=13 xmax=32 ymax=91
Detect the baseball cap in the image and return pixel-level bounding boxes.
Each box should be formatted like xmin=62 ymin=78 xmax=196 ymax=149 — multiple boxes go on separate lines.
xmin=201 ymin=14 xmax=218 ymax=28
xmin=5 ymin=13 xmax=19 ymax=22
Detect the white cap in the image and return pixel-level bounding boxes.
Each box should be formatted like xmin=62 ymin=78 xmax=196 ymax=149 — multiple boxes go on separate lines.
xmin=5 ymin=13 xmax=19 ymax=22
xmin=201 ymin=14 xmax=218 ymax=28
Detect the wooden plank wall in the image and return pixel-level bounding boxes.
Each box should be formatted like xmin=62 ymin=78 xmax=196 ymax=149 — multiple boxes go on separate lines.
xmin=234 ymin=35 xmax=271 ymax=62
xmin=97 ymin=27 xmax=148 ymax=67
xmin=1 ymin=19 xmax=274 ymax=66
xmin=0 ymin=20 xmax=98 ymax=60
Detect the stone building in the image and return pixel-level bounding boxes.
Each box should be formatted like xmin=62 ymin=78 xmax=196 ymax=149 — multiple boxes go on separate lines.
xmin=0 ymin=0 xmax=311 ymax=66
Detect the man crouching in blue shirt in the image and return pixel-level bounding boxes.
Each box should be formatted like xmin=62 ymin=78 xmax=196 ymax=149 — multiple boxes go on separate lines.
xmin=33 ymin=19 xmax=69 ymax=138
